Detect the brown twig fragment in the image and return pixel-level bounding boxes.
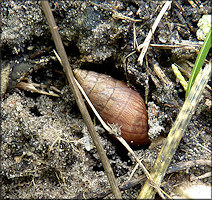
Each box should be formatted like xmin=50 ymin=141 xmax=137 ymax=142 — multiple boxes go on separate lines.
xmin=40 ymin=1 xmax=122 ymax=198
xmin=16 ymin=81 xmax=60 ymax=97
xmin=112 ymin=11 xmax=142 ymax=22
xmin=150 ymin=59 xmax=173 ymax=87
xmin=167 ymin=159 xmax=211 ymax=174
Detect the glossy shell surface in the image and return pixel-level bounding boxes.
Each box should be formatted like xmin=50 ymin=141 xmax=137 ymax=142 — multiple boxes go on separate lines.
xmin=74 ymin=69 xmax=149 ymax=145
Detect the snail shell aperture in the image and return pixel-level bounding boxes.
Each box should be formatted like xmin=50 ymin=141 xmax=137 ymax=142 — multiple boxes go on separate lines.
xmin=74 ymin=69 xmax=150 ymax=145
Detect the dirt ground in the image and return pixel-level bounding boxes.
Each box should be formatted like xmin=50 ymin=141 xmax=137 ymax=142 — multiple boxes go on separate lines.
xmin=1 ymin=1 xmax=211 ymax=199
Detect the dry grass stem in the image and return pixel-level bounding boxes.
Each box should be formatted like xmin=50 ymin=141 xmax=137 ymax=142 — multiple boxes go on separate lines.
xmin=137 ymin=1 xmax=172 ymax=66
xmin=138 ymin=61 xmax=211 ymax=199
xmin=40 ymin=1 xmax=122 ymax=198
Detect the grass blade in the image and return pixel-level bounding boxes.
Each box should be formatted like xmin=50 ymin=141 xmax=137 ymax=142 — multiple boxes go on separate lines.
xmin=185 ymin=28 xmax=211 ymax=98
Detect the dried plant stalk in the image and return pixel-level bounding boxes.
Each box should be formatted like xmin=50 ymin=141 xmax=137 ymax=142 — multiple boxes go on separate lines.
xmin=138 ymin=61 xmax=211 ymax=199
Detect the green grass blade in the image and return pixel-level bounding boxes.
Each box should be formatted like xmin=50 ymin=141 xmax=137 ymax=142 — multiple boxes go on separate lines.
xmin=185 ymin=28 xmax=211 ymax=98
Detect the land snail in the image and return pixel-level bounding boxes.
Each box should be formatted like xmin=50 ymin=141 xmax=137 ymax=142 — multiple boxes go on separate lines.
xmin=74 ymin=69 xmax=150 ymax=145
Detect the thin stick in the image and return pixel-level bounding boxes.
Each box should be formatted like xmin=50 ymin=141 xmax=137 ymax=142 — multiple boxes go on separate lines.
xmin=40 ymin=2 xmax=122 ymax=198
xmin=147 ymin=42 xmax=203 ymax=49
xmin=137 ymin=61 xmax=211 ymax=199
xmin=137 ymin=1 xmax=172 ymax=66
xmin=116 ymin=137 xmax=166 ymax=199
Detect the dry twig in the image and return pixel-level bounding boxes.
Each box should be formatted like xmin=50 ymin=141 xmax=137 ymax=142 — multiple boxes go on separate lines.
xmin=137 ymin=1 xmax=172 ymax=66
xmin=40 ymin=2 xmax=122 ymax=198
xmin=16 ymin=81 xmax=60 ymax=97
xmin=167 ymin=159 xmax=211 ymax=174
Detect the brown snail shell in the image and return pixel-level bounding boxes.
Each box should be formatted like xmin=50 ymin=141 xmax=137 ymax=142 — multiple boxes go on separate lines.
xmin=74 ymin=69 xmax=150 ymax=145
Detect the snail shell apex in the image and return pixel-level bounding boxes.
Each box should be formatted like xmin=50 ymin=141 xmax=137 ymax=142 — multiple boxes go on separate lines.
xmin=74 ymin=69 xmax=150 ymax=145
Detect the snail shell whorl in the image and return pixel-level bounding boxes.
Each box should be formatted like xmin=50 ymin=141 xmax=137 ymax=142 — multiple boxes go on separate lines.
xmin=74 ymin=69 xmax=149 ymax=145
